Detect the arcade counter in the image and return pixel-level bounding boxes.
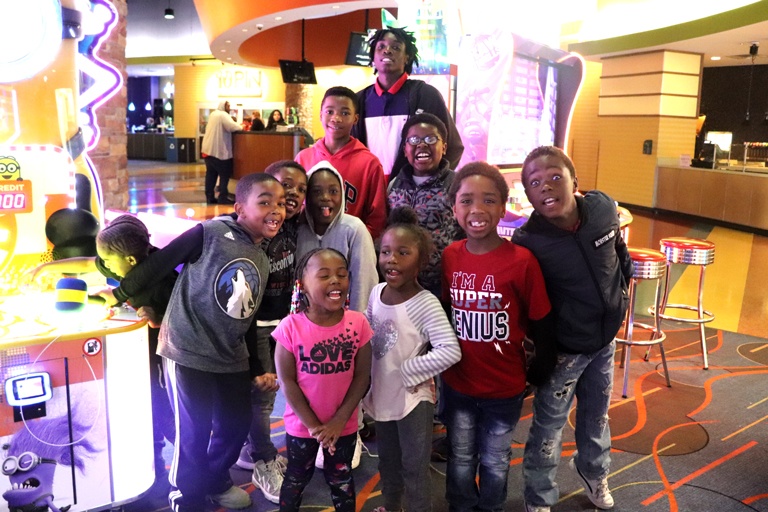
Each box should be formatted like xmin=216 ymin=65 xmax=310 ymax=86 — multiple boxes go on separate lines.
xmin=0 ymin=293 xmax=154 ymax=512
xmin=656 ymin=164 xmax=768 ymax=231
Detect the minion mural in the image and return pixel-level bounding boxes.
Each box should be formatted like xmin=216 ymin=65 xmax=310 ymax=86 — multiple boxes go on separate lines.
xmin=0 ymin=0 xmax=121 ymax=291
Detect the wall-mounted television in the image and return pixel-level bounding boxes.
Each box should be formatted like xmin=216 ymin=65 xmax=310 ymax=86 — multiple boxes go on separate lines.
xmin=345 ymin=32 xmax=371 ymax=67
xmin=278 ymin=59 xmax=317 ymax=84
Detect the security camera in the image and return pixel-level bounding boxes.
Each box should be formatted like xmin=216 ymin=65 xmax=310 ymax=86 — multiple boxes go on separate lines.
xmin=256 ymin=24 xmax=264 ymax=31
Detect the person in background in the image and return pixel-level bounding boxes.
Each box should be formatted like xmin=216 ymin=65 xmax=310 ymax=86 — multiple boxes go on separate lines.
xmin=274 ymin=248 xmax=373 ymax=512
xmin=201 ymin=100 xmax=241 ymax=205
xmin=250 ymin=111 xmax=266 ymax=131
xmin=266 ymin=109 xmax=287 ymax=131
xmin=236 ymin=160 xmax=308 ymax=504
xmin=352 ymin=27 xmax=464 ymax=179
xmin=513 ymin=146 xmax=632 ymax=512
xmin=363 ymin=206 xmax=461 ymax=512
xmin=99 ymin=173 xmax=286 ymax=512
xmin=441 ymin=162 xmax=556 ymax=512
xmin=28 ymin=215 xmax=177 ymax=488
xmin=388 ymin=112 xmax=463 ymax=298
xmin=296 ymin=86 xmax=388 ymax=241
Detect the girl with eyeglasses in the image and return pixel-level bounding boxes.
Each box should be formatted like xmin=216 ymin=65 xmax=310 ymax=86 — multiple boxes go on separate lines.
xmin=387 ymin=112 xmax=465 ymax=299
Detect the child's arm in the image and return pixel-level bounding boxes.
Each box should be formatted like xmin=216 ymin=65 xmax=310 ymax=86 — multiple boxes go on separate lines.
xmin=108 ymin=224 xmax=203 ymax=305
xmin=275 ymin=343 xmax=324 ymax=432
xmin=347 ymin=222 xmax=378 ymax=312
xmin=527 ymin=311 xmax=558 ymax=386
xmin=315 ymin=342 xmax=372 ymax=450
xmin=400 ymin=294 xmax=461 ymax=390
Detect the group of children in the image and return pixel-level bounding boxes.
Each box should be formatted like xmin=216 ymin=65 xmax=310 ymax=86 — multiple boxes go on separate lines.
xmin=31 ymin=75 xmax=630 ymax=512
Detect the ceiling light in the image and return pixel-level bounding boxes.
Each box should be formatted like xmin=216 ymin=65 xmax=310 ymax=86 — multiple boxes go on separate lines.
xmin=710 ymin=56 xmax=721 ymax=61
xmin=164 ymin=8 xmax=174 ymax=19
xmin=332 ymin=5 xmax=340 ymax=8
xmin=275 ymin=16 xmax=282 ymax=21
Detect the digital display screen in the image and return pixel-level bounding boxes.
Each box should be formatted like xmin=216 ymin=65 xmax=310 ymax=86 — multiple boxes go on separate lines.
xmin=0 ymin=180 xmax=32 ymax=213
xmin=15 ymin=376 xmax=44 ymax=399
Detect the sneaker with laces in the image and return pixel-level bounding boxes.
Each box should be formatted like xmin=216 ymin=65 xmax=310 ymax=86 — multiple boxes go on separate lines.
xmin=252 ymin=458 xmax=284 ymax=504
xmin=208 ymin=485 xmax=251 ymax=509
xmin=524 ymin=502 xmax=550 ymax=512
xmin=569 ymin=457 xmax=614 ymax=509
xmin=275 ymin=453 xmax=288 ymax=474
xmin=351 ymin=433 xmax=363 ymax=469
xmin=235 ymin=443 xmax=254 ymax=470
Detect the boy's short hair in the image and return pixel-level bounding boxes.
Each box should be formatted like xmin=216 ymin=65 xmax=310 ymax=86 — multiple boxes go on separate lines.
xmin=321 ymin=86 xmax=359 ymax=112
xmin=522 ymin=146 xmax=577 ymax=182
xmin=400 ymin=112 xmax=448 ymax=143
xmin=235 ymin=172 xmax=280 ymax=203
xmin=97 ymin=214 xmax=150 ymax=258
xmin=367 ymin=28 xmax=420 ymax=75
xmin=448 ymin=161 xmax=509 ymax=205
xmin=264 ymin=160 xmax=306 ymax=178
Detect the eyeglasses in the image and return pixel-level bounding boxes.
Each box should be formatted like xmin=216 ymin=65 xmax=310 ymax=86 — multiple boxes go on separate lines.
xmin=1 ymin=452 xmax=56 ymax=476
xmin=405 ymin=135 xmax=441 ymax=146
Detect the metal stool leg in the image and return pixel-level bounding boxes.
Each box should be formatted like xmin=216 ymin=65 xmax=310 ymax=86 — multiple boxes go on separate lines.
xmin=621 ymin=279 xmax=637 ymax=398
xmin=697 ymin=265 xmax=709 ymax=370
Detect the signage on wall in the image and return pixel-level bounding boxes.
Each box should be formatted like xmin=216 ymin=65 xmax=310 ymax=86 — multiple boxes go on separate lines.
xmin=214 ymin=69 xmax=263 ymax=98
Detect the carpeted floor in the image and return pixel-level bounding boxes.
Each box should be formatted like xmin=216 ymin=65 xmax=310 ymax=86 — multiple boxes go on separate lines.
xmin=126 ymin=324 xmax=768 ymax=512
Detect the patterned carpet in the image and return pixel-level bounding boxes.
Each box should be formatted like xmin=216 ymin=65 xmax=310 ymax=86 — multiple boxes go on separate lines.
xmin=126 ymin=324 xmax=768 ymax=512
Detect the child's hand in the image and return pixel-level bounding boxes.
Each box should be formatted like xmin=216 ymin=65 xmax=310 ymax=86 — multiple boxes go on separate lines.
xmin=93 ymin=287 xmax=118 ymax=307
xmin=253 ymin=373 xmax=279 ymax=392
xmin=314 ymin=418 xmax=345 ymax=451
xmin=137 ymin=306 xmax=161 ymax=328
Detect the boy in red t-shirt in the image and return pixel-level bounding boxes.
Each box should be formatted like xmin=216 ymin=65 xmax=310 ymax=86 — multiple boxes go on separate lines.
xmin=441 ymin=161 xmax=556 ymax=512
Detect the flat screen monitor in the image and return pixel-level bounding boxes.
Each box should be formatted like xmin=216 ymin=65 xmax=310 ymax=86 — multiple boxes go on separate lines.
xmin=345 ymin=32 xmax=371 ymax=66
xmin=278 ymin=60 xmax=317 ymax=84
xmin=705 ymin=131 xmax=732 ymax=151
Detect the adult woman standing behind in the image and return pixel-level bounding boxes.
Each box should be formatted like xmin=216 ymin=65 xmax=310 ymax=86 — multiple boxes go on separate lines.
xmin=266 ymin=109 xmax=287 ymax=130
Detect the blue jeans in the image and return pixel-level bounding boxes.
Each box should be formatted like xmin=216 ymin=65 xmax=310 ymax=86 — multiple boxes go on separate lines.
xmin=523 ymin=341 xmax=615 ymax=507
xmin=443 ymin=383 xmax=525 ymax=512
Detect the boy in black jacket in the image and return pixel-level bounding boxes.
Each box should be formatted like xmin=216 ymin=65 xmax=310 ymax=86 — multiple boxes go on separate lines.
xmin=512 ymin=146 xmax=632 ymax=512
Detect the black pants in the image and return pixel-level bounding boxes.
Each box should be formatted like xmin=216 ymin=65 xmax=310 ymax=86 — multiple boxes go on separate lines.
xmin=148 ymin=328 xmax=175 ymax=474
xmin=204 ymin=156 xmax=233 ymax=201
xmin=164 ymin=359 xmax=251 ymax=511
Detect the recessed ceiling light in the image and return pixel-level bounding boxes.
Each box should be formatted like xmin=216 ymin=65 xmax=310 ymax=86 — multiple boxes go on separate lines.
xmin=332 ymin=5 xmax=340 ymax=8
xmin=275 ymin=16 xmax=282 ymax=20
xmin=227 ymin=57 xmax=231 ymax=60
xmin=710 ymin=56 xmax=721 ymax=61
xmin=220 ymin=49 xmax=226 ymax=52
xmin=242 ymin=28 xmax=248 ymax=32
xmin=225 ymin=40 xmax=231 ymax=43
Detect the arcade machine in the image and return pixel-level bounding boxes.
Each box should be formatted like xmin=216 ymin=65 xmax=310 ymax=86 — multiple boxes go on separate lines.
xmin=0 ymin=1 xmax=155 ymax=511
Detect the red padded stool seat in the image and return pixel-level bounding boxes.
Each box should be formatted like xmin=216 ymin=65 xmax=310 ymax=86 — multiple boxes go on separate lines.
xmin=650 ymin=237 xmax=716 ymax=369
xmin=615 ymin=248 xmax=670 ymax=398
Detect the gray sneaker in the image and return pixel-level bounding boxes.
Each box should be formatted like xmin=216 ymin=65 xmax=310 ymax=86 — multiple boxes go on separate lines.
xmin=569 ymin=457 xmax=614 ymax=509
xmin=252 ymin=458 xmax=284 ymax=504
xmin=208 ymin=485 xmax=251 ymax=509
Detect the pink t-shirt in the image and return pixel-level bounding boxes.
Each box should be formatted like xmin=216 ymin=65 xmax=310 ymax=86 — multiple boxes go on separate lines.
xmin=273 ymin=310 xmax=373 ymax=438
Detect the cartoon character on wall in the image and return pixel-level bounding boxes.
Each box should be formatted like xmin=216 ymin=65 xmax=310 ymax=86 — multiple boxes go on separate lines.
xmin=1 ymin=415 xmax=98 ymax=512
xmin=0 ymin=157 xmax=22 ymax=182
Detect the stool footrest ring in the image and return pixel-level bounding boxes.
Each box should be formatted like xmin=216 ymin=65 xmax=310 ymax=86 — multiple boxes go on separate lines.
xmin=649 ymin=304 xmax=715 ymax=324
xmin=615 ymin=322 xmax=667 ymax=346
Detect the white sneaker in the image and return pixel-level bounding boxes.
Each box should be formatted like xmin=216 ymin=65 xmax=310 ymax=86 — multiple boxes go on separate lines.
xmin=208 ymin=485 xmax=251 ymax=509
xmin=524 ymin=502 xmax=550 ymax=512
xmin=252 ymin=458 xmax=283 ymax=504
xmin=569 ymin=457 xmax=614 ymax=509
xmin=352 ymin=433 xmax=363 ymax=469
xmin=275 ymin=453 xmax=288 ymax=474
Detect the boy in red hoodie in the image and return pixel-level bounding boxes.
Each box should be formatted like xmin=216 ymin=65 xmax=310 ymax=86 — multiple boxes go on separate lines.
xmin=296 ymin=86 xmax=387 ymax=241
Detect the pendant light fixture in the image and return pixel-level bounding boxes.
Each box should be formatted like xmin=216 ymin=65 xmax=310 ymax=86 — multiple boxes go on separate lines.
xmin=164 ymin=0 xmax=175 ymax=20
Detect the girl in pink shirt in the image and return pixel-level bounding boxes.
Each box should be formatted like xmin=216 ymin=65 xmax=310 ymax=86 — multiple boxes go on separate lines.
xmin=274 ymin=248 xmax=373 ymax=512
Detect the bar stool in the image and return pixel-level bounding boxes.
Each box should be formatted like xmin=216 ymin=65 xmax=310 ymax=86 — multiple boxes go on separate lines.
xmin=650 ymin=237 xmax=716 ymax=370
xmin=616 ymin=248 xmax=671 ymax=398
